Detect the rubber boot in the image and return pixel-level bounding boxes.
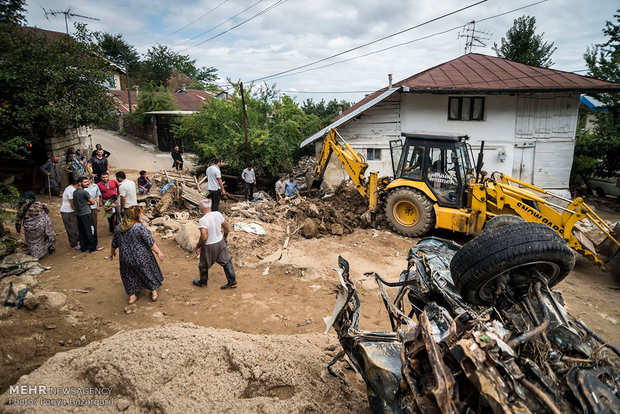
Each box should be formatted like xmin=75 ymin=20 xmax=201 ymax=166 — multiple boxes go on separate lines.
xmin=221 ymin=261 xmax=237 ymax=289
xmin=193 ymin=270 xmax=208 ymax=287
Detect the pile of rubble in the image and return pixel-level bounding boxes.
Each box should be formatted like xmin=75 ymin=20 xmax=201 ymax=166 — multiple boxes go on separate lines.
xmin=220 ymin=181 xmax=372 ymax=238
xmin=146 ymin=164 xmax=374 ymax=244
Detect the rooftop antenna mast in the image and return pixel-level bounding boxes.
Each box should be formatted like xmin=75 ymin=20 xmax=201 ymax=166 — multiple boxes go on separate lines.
xmin=42 ymin=8 xmax=100 ymax=34
xmin=458 ymin=21 xmax=491 ymax=54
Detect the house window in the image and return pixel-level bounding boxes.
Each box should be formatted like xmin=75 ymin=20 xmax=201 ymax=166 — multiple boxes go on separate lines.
xmin=108 ymin=76 xmax=116 ymax=88
xmin=366 ymin=148 xmax=381 ymax=161
xmin=448 ymin=97 xmax=485 ymax=121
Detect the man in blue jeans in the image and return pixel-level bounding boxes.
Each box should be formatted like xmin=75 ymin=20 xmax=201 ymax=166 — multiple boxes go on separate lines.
xmin=137 ymin=170 xmax=152 ymax=195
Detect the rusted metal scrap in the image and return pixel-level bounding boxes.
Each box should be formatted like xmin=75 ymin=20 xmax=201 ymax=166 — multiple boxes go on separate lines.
xmin=325 ymin=231 xmax=620 ymax=414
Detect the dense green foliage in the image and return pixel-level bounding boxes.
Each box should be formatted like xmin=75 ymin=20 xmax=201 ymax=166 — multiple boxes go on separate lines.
xmin=301 ymin=98 xmax=352 ymax=124
xmin=0 ymin=0 xmax=25 ymax=24
xmin=0 ymin=15 xmax=114 ymax=158
xmin=493 ymin=15 xmax=556 ymax=68
xmin=94 ymin=32 xmax=140 ymax=76
xmin=175 ymin=85 xmax=323 ymax=177
xmin=126 ymin=85 xmax=176 ymax=125
xmin=141 ymin=45 xmax=217 ymax=88
xmin=572 ymin=11 xmax=620 ymax=188
xmin=86 ymin=30 xmax=219 ymax=91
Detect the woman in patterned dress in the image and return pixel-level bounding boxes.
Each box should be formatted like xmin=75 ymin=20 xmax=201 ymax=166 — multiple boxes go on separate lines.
xmin=15 ymin=192 xmax=56 ymax=259
xmin=110 ymin=206 xmax=165 ymax=304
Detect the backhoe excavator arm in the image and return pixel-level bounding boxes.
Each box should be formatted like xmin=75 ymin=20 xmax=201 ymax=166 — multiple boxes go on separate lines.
xmin=314 ymin=129 xmax=379 ymax=211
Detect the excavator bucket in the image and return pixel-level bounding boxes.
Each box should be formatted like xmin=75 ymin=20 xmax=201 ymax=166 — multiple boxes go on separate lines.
xmin=597 ymin=223 xmax=620 ymax=278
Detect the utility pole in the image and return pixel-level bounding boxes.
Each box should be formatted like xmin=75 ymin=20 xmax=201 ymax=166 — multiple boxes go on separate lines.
xmin=458 ymin=21 xmax=491 ymax=54
xmin=125 ymin=55 xmax=132 ymax=113
xmin=239 ymin=81 xmax=250 ymax=167
xmin=42 ymin=8 xmax=99 ymax=34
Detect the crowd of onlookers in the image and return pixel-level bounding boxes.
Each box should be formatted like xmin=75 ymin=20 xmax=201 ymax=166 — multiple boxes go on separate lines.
xmin=20 ymin=146 xmax=306 ymax=306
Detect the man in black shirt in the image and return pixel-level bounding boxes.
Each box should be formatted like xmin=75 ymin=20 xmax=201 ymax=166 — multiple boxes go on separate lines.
xmin=171 ymin=145 xmax=183 ymax=171
xmin=73 ymin=176 xmax=102 ymax=252
xmin=90 ymin=149 xmax=108 ymax=184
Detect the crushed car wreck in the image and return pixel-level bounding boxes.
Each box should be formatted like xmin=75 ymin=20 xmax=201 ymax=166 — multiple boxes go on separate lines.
xmin=324 ymin=222 xmax=620 ymax=413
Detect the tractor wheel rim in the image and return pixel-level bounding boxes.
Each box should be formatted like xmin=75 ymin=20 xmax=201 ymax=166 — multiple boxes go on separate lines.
xmin=393 ymin=200 xmax=419 ymax=227
xmin=477 ymin=260 xmax=560 ymax=304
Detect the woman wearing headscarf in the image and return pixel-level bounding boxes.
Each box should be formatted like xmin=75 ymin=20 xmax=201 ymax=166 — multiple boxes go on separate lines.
xmin=71 ymin=155 xmax=86 ymax=178
xmin=110 ymin=206 xmax=164 ymax=304
xmin=15 ymin=192 xmax=56 ymax=259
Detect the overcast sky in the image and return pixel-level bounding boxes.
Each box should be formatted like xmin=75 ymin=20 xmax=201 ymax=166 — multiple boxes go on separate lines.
xmin=24 ymin=0 xmax=618 ymax=104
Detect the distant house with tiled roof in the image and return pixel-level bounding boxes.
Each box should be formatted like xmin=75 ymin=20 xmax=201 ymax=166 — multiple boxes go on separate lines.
xmin=302 ymin=53 xmax=620 ymax=195
xmin=110 ymin=88 xmax=230 ymax=150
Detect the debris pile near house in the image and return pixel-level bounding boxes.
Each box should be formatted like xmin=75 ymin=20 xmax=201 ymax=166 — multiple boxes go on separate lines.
xmin=290 ymin=155 xmax=317 ymax=192
xmin=151 ymin=170 xmax=207 ymax=213
xmin=291 ymin=155 xmax=316 ymax=178
xmin=219 ymin=180 xmax=371 ymax=238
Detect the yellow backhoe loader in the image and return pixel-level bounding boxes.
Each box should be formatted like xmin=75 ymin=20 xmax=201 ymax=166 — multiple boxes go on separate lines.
xmin=313 ymin=128 xmax=619 ymax=269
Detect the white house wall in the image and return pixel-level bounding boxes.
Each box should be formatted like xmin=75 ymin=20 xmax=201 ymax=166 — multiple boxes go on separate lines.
xmin=315 ymin=91 xmax=579 ymax=192
xmin=400 ymin=93 xmax=518 ymax=178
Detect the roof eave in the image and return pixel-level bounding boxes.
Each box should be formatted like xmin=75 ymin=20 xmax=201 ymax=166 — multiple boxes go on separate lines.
xmin=404 ymin=86 xmax=620 ymax=94
xmin=300 ymin=87 xmax=401 ymax=148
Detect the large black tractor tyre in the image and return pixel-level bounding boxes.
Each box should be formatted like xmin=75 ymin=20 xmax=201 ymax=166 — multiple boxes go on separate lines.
xmin=483 ymin=215 xmax=525 ymax=232
xmin=450 ymin=222 xmax=575 ymax=306
xmin=385 ymin=188 xmax=435 ymax=237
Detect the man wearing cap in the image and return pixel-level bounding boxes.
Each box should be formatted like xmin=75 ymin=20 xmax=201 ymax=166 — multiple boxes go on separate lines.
xmin=40 ymin=156 xmax=61 ymax=196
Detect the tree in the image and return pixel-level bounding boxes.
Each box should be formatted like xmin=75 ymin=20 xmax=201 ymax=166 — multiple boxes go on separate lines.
xmin=493 ymin=15 xmax=556 ymax=68
xmin=142 ymin=44 xmax=217 ymax=88
xmin=301 ymin=98 xmax=351 ymax=126
xmin=0 ymin=0 xmax=25 ymax=25
xmin=175 ymin=85 xmax=322 ymax=177
xmin=95 ymin=32 xmax=139 ymax=68
xmin=126 ymin=85 xmax=176 ymax=125
xmin=0 ymin=20 xmax=114 ymax=159
xmin=572 ymin=11 xmax=620 ymax=184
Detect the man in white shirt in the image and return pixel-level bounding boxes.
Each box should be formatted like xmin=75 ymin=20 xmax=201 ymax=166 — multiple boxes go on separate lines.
xmin=241 ymin=165 xmax=256 ymax=201
xmin=206 ymin=158 xmax=226 ymax=212
xmin=59 ymin=178 xmax=80 ymax=249
xmin=116 ymin=171 xmax=137 ymax=214
xmin=193 ymin=199 xmax=237 ymax=289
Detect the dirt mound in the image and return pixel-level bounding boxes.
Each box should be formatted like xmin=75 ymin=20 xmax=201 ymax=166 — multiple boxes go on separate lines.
xmin=1 ymin=323 xmax=367 ymax=413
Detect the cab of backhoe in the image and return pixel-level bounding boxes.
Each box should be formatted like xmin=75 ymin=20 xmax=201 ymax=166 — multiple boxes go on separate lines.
xmin=390 ymin=133 xmax=473 ymax=208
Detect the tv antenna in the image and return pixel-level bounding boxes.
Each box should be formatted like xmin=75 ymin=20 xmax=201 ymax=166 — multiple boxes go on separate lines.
xmin=458 ymin=21 xmax=491 ymax=54
xmin=42 ymin=8 xmax=100 ymax=34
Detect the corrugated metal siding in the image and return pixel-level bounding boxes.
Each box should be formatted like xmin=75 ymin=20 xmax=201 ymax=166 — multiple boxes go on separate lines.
xmin=533 ymin=140 xmax=575 ymax=188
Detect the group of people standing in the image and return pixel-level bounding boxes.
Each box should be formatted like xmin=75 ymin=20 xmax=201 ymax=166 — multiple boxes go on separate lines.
xmin=59 ymin=171 xmax=136 ymax=253
xmin=39 ymin=142 xmax=112 ymax=197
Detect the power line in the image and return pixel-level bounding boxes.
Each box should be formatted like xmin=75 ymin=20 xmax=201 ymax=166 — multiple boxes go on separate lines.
xmin=180 ymin=0 xmax=288 ymax=52
xmin=151 ymin=0 xmax=231 ymax=45
xmin=174 ymin=0 xmax=266 ymax=48
xmin=248 ymin=0 xmax=548 ymax=83
xmin=248 ymin=0 xmax=488 ymax=83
